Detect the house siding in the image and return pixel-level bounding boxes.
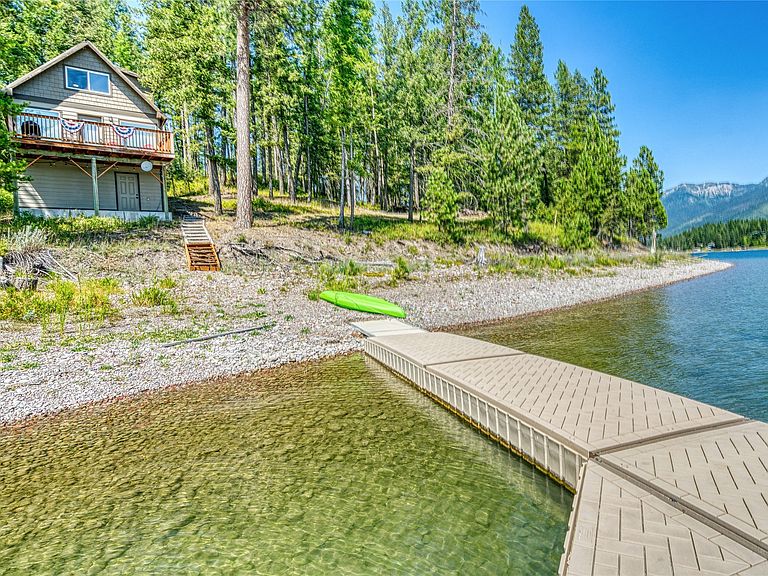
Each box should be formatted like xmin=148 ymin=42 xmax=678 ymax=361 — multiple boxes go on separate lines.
xmin=11 ymin=47 xmax=158 ymax=126
xmin=19 ymin=163 xmax=162 ymax=213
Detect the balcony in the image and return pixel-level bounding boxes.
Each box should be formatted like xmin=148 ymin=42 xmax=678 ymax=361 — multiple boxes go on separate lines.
xmin=11 ymin=113 xmax=174 ymax=161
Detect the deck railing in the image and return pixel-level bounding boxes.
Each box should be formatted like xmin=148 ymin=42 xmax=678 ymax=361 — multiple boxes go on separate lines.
xmin=11 ymin=113 xmax=173 ymax=155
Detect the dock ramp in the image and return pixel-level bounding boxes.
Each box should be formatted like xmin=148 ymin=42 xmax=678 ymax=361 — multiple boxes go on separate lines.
xmin=181 ymin=215 xmax=220 ymax=272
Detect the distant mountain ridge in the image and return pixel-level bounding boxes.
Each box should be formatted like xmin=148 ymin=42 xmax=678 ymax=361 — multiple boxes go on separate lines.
xmin=662 ymin=177 xmax=768 ymax=235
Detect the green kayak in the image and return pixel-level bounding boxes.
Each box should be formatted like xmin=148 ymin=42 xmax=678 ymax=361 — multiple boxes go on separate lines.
xmin=319 ymin=290 xmax=406 ymax=318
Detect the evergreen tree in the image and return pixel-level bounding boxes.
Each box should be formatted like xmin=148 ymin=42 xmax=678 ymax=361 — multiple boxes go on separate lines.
xmin=323 ymin=0 xmax=374 ymax=227
xmin=481 ymin=91 xmax=539 ymax=234
xmin=590 ymin=68 xmax=619 ymax=141
xmin=508 ymin=5 xmax=551 ymax=138
xmin=626 ymin=146 xmax=666 ymax=252
xmin=561 ymin=117 xmax=625 ymax=243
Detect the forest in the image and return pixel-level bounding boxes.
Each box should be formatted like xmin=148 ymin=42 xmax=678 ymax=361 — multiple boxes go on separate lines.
xmin=1 ymin=0 xmax=667 ymax=250
xmin=661 ymin=219 xmax=768 ymax=251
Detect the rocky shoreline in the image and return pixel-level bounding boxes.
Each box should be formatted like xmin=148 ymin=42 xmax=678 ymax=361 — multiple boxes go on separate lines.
xmin=0 ymin=257 xmax=730 ymax=426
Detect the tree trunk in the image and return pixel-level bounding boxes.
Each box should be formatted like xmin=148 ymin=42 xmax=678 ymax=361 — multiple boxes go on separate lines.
xmin=408 ymin=140 xmax=415 ymax=222
xmin=303 ymin=92 xmax=311 ymax=202
xmin=349 ymin=134 xmax=354 ymax=225
xmin=293 ymin=151 xmax=303 ymax=201
xmin=369 ymin=84 xmax=381 ymax=209
xmin=283 ymin=121 xmax=295 ymax=203
xmin=181 ymin=103 xmax=193 ymax=173
xmin=267 ymin=139 xmax=274 ymax=199
xmin=382 ymin=150 xmax=388 ymax=210
xmin=205 ymin=124 xmax=222 ymax=215
xmin=234 ymin=0 xmax=253 ymax=229
xmin=260 ymin=143 xmax=267 ymax=186
xmin=447 ymin=0 xmax=458 ymax=128
xmin=339 ymin=128 xmax=346 ymax=228
xmin=651 ymin=227 xmax=657 ymax=254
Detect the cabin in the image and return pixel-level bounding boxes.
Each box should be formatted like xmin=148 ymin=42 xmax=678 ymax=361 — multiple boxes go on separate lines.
xmin=3 ymin=41 xmax=173 ymax=221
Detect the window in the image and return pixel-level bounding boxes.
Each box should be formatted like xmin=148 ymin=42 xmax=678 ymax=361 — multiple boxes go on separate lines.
xmin=65 ymin=66 xmax=110 ymax=94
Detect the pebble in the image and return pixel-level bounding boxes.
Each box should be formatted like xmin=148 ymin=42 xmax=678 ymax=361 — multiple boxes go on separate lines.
xmin=0 ymin=258 xmax=730 ymax=425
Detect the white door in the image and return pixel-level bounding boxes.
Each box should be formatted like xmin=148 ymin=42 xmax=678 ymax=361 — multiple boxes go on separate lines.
xmin=116 ymin=173 xmax=140 ymax=211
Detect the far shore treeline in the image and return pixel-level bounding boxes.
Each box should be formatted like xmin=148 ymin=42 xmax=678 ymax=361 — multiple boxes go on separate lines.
xmin=662 ymin=219 xmax=768 ymax=251
xmin=1 ymin=0 xmax=666 ymax=250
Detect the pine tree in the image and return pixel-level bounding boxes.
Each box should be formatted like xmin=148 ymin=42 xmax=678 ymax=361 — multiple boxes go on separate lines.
xmin=508 ymin=5 xmax=551 ymax=138
xmin=234 ymin=0 xmax=253 ymax=229
xmin=562 ymin=117 xmax=625 ymax=243
xmin=626 ymin=146 xmax=666 ymax=252
xmin=323 ymin=0 xmax=374 ymax=227
xmin=481 ymin=91 xmax=539 ymax=234
xmin=590 ymin=68 xmax=619 ymax=141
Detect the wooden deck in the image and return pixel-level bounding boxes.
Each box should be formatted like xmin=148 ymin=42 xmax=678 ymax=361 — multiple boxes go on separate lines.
xmin=355 ymin=320 xmax=768 ymax=575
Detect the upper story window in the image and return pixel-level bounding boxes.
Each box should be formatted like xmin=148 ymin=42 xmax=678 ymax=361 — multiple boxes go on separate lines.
xmin=64 ymin=66 xmax=110 ymax=95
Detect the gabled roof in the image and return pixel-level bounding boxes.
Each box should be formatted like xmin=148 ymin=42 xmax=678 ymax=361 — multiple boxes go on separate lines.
xmin=5 ymin=41 xmax=165 ymax=121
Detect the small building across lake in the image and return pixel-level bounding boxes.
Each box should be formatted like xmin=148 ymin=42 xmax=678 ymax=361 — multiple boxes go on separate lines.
xmin=3 ymin=41 xmax=174 ymax=221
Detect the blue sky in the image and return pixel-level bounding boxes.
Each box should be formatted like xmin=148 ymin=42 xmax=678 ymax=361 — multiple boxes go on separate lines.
xmin=380 ymin=1 xmax=768 ymax=188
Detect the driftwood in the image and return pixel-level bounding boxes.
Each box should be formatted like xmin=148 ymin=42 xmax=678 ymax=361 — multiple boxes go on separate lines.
xmin=161 ymin=323 xmax=273 ymax=348
xmin=228 ymin=243 xmax=272 ymax=261
xmin=2 ymin=249 xmax=77 ymax=286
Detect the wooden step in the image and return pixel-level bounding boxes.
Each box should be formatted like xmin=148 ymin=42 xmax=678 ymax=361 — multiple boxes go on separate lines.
xmin=185 ymin=243 xmax=220 ymax=271
xmin=181 ymin=215 xmax=220 ymax=271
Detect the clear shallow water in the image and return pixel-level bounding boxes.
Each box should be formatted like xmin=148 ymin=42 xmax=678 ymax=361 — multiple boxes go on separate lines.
xmin=0 ymin=355 xmax=572 ymax=575
xmin=463 ymin=250 xmax=768 ymax=422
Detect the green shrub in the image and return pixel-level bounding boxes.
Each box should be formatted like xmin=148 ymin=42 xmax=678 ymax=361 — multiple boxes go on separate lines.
xmin=308 ymin=260 xmax=366 ymax=300
xmin=388 ymin=257 xmax=411 ymax=286
xmin=6 ymin=225 xmax=48 ymax=255
xmin=0 ymin=189 xmax=14 ymax=215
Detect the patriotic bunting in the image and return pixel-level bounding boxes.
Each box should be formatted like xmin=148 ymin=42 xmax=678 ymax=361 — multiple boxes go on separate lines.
xmin=111 ymin=125 xmax=136 ymax=139
xmin=60 ymin=118 xmax=85 ymax=133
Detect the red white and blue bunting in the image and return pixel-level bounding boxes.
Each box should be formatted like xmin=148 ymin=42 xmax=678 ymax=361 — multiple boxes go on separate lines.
xmin=60 ymin=118 xmax=85 ymax=133
xmin=111 ymin=125 xmax=136 ymax=139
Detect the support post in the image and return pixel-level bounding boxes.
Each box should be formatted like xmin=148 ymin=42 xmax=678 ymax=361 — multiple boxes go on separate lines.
xmin=12 ymin=185 xmax=19 ymax=216
xmin=161 ymin=166 xmax=170 ymax=220
xmin=91 ymin=157 xmax=99 ymax=216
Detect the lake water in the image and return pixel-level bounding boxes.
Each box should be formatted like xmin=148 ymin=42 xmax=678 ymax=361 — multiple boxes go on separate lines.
xmin=462 ymin=250 xmax=768 ymax=422
xmin=2 ymin=251 xmax=763 ymax=574
xmin=0 ymin=355 xmax=571 ymax=575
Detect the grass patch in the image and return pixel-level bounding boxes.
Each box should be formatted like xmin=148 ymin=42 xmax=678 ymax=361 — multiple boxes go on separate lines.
xmin=131 ymin=278 xmax=179 ymax=314
xmin=0 ymin=277 xmax=120 ymax=332
xmin=307 ymin=260 xmax=367 ymax=300
xmin=0 ymin=213 xmax=170 ymax=244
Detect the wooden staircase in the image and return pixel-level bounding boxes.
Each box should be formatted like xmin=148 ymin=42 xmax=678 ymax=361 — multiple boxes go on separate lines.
xmin=181 ymin=215 xmax=221 ymax=271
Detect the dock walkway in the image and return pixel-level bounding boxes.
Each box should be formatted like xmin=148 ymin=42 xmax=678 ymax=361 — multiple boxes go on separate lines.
xmin=352 ymin=319 xmax=768 ymax=575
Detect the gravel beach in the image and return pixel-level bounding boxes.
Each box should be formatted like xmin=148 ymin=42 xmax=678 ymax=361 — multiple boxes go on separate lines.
xmin=0 ymin=257 xmax=730 ymax=425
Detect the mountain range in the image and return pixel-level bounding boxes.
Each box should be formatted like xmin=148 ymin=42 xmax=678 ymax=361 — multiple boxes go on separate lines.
xmin=662 ymin=177 xmax=768 ymax=236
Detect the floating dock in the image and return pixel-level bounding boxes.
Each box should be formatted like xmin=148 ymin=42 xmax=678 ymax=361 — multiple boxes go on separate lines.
xmin=352 ymin=319 xmax=768 ymax=575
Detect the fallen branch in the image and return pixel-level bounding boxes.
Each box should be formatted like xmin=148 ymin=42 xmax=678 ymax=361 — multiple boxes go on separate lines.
xmin=228 ymin=243 xmax=272 ymax=261
xmin=161 ymin=322 xmax=275 ymax=348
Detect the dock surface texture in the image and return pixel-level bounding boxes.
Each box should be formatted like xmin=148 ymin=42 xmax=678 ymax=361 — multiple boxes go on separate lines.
xmin=181 ymin=215 xmax=221 ymax=272
xmin=353 ymin=319 xmax=768 ymax=575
